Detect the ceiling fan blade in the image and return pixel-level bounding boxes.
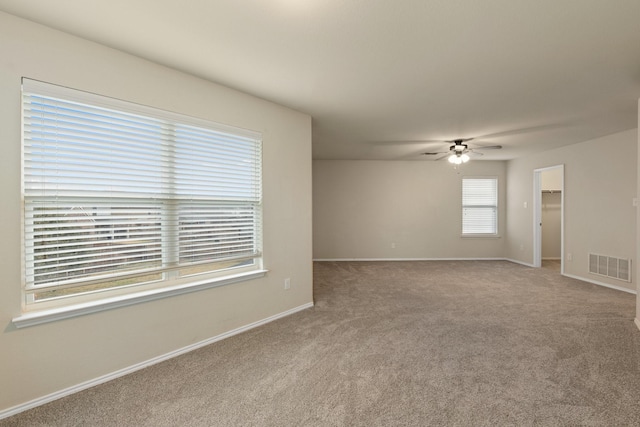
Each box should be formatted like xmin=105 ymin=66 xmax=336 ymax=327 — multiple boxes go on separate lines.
xmin=445 ymin=137 xmax=474 ymax=143
xmin=370 ymin=139 xmax=445 ymax=146
xmin=473 ymin=145 xmax=502 ymax=150
xmin=422 ymin=151 xmax=448 ymax=155
xmin=475 ymin=123 xmax=569 ymax=140
xmin=435 ymin=153 xmax=450 ymax=161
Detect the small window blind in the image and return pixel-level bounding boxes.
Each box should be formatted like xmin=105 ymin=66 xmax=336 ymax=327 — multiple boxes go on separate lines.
xmin=22 ymin=78 xmax=262 ymax=302
xmin=462 ymin=178 xmax=497 ymax=235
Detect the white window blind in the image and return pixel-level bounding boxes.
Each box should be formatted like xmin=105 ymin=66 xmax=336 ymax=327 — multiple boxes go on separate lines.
xmin=22 ymin=78 xmax=262 ymax=302
xmin=462 ymin=178 xmax=497 ymax=235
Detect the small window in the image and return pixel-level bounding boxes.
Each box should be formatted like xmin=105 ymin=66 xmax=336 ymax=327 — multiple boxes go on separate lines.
xmin=462 ymin=177 xmax=498 ymax=235
xmin=22 ymin=78 xmax=263 ymax=306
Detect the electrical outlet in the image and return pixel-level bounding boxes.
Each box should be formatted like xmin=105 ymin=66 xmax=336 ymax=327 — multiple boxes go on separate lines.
xmin=567 ymin=253 xmax=572 ymax=261
xmin=391 ymin=243 xmax=396 ymax=249
xmin=284 ymin=278 xmax=291 ymax=290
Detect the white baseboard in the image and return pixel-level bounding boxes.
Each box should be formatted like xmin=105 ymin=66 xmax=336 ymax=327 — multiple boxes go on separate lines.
xmin=313 ymin=257 xmax=507 ymax=262
xmin=542 ymin=257 xmax=561 ymax=260
xmin=562 ymin=273 xmax=636 ymax=295
xmin=315 ymin=258 xmax=539 ymax=270
xmin=315 ymin=257 xmax=536 ymax=268
xmin=0 ymin=302 xmax=314 ymax=421
xmin=635 ymin=318 xmax=640 ymax=332
xmin=315 ymin=257 xmax=535 ymax=267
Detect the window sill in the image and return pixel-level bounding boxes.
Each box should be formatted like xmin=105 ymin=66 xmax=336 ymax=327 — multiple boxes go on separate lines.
xmin=13 ymin=269 xmax=268 ymax=329
xmin=461 ymin=234 xmax=501 ymax=239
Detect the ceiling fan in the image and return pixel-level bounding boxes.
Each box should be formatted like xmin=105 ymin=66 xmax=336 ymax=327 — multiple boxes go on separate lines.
xmin=422 ymin=138 xmax=502 ymax=164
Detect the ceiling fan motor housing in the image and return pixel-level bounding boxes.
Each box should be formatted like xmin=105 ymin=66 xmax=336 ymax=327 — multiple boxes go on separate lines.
xmin=452 ymin=143 xmax=468 ymax=153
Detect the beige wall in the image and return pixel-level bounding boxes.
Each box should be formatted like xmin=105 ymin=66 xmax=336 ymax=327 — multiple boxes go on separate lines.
xmin=541 ymin=168 xmax=563 ymax=191
xmin=506 ymin=129 xmax=637 ymax=292
xmin=0 ymin=12 xmax=312 ymax=413
xmin=313 ymin=160 xmax=506 ymax=259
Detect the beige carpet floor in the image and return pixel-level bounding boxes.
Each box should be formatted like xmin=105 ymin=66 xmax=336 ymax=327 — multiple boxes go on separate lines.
xmin=3 ymin=260 xmax=639 ymax=426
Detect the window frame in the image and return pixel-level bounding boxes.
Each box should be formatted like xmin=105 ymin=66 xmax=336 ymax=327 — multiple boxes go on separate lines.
xmin=461 ymin=176 xmax=499 ymax=237
xmin=16 ymin=78 xmax=266 ymax=324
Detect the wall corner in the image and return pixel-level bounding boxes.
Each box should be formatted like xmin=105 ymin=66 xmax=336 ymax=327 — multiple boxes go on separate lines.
xmin=636 ymin=98 xmax=640 ymax=327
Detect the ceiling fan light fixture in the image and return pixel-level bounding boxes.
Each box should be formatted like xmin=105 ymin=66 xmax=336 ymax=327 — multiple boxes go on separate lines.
xmin=448 ymin=152 xmax=470 ymax=165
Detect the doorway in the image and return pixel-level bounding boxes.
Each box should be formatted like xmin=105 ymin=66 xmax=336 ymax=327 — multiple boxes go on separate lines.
xmin=533 ymin=165 xmax=564 ymax=272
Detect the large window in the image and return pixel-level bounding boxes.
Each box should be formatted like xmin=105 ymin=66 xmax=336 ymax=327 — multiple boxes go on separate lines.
xmin=462 ymin=177 xmax=498 ymax=235
xmin=22 ymin=79 xmax=262 ymax=306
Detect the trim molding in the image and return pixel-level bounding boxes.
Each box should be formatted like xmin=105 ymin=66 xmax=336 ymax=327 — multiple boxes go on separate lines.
xmin=635 ymin=318 xmax=640 ymax=332
xmin=562 ymin=273 xmax=636 ymax=295
xmin=313 ymin=257 xmax=506 ymax=262
xmin=13 ymin=270 xmax=268 ymax=329
xmin=315 ymin=257 xmax=543 ymax=269
xmin=0 ymin=302 xmax=314 ymax=421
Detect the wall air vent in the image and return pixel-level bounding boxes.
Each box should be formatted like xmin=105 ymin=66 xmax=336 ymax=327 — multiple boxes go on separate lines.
xmin=588 ymin=253 xmax=631 ymax=282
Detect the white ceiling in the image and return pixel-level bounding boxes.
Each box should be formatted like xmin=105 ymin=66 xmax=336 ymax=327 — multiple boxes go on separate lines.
xmin=1 ymin=0 xmax=640 ymax=161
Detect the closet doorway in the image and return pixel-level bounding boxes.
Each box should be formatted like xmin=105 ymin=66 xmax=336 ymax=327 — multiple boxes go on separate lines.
xmin=533 ymin=165 xmax=564 ymax=272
